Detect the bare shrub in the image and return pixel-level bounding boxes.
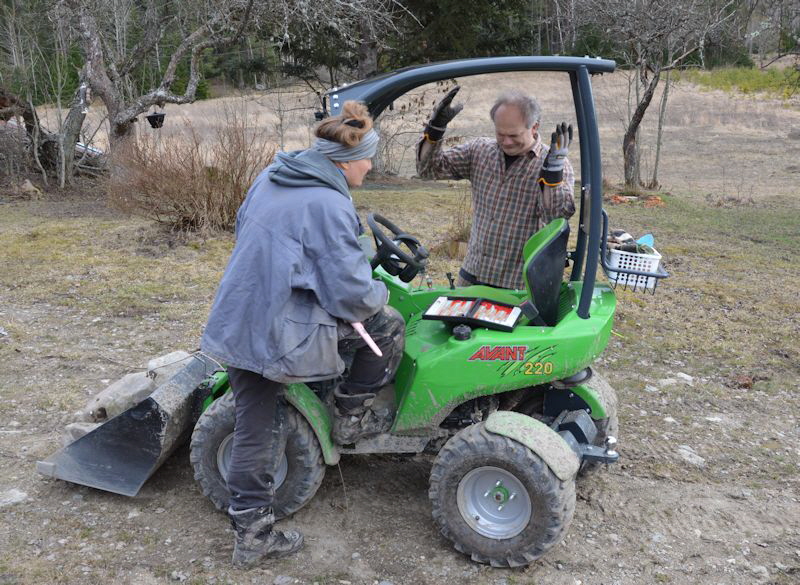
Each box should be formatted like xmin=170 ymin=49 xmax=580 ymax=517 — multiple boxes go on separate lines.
xmin=254 ymin=86 xmax=320 ymax=151
xmin=109 ymin=105 xmax=275 ymax=231
xmin=374 ymin=80 xmax=461 ymax=177
xmin=431 ymin=185 xmax=472 ymax=260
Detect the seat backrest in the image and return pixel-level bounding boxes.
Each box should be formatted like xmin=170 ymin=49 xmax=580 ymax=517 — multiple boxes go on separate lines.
xmin=522 ymin=219 xmax=570 ymax=326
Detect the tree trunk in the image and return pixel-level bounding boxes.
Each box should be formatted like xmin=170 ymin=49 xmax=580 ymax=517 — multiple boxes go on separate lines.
xmin=649 ymin=69 xmax=671 ymax=190
xmin=110 ymin=117 xmax=138 ymax=154
xmin=623 ymin=66 xmax=661 ymax=189
xmin=1 ymin=85 xmax=89 ymax=185
xmin=357 ymin=43 xmax=378 ymax=80
xmin=357 ymin=17 xmax=379 ymax=80
xmin=370 ymin=116 xmax=388 ymax=175
xmin=58 ymin=81 xmax=90 ymax=187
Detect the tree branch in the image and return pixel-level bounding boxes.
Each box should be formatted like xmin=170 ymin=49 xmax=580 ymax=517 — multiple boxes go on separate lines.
xmin=117 ymin=1 xmax=166 ymax=78
xmin=115 ymin=0 xmax=255 ymax=124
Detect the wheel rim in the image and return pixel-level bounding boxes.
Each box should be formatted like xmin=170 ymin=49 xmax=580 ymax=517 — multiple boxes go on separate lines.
xmin=217 ymin=433 xmax=289 ymax=490
xmin=456 ymin=466 xmax=532 ymax=540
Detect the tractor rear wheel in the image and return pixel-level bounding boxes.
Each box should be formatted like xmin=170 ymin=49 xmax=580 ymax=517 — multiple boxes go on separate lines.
xmin=429 ymin=423 xmax=575 ymax=567
xmin=190 ymin=392 xmax=325 ymax=519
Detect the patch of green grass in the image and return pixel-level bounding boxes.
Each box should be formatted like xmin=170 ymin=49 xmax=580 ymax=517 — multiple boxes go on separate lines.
xmin=681 ymin=66 xmax=799 ymax=99
xmin=603 ymin=194 xmax=799 ymax=383
xmin=0 ymin=213 xmax=231 ymax=320
xmin=77 ymin=527 xmax=93 ymax=539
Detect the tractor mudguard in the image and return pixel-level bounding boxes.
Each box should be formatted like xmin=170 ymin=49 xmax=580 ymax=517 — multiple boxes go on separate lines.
xmin=201 ymin=371 xmax=340 ymax=466
xmin=484 ymin=411 xmax=579 ymax=481
xmin=284 ymin=383 xmax=339 ymax=465
xmin=571 ymin=370 xmax=618 ymax=420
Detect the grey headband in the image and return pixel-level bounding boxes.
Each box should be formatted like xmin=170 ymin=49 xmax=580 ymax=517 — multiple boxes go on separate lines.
xmin=312 ymin=129 xmax=379 ymax=161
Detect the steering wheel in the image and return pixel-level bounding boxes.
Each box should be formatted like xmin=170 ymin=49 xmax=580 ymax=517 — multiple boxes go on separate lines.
xmin=367 ymin=213 xmax=429 ymax=283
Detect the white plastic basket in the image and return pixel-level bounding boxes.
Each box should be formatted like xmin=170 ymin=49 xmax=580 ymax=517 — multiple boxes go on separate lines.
xmin=606 ymin=246 xmax=662 ymax=291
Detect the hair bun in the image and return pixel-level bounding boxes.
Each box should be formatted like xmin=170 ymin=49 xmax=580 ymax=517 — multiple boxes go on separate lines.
xmin=315 ymin=100 xmax=373 ymax=147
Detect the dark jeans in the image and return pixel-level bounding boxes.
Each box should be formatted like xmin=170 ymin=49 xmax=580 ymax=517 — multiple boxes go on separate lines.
xmin=226 ymin=367 xmax=286 ymax=511
xmin=226 ymin=306 xmax=405 ymax=510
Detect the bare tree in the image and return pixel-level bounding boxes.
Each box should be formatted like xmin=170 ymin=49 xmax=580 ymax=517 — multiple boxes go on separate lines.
xmin=61 ymin=0 xmax=411 ymax=157
xmin=525 ymin=0 xmax=582 ymax=55
xmin=747 ymin=0 xmax=800 ymax=66
xmin=275 ymin=0 xmax=414 ymax=85
xmin=748 ymin=0 xmax=799 ymax=96
xmin=1 ymin=1 xmax=96 ymax=185
xmin=582 ymin=0 xmax=736 ymax=188
xmin=648 ymin=69 xmax=673 ymax=189
xmin=62 ymin=0 xmax=256 ymax=155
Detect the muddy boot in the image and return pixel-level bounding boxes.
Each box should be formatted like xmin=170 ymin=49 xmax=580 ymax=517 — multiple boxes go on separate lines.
xmin=229 ymin=506 xmax=304 ymax=568
xmin=332 ymin=387 xmax=393 ymax=445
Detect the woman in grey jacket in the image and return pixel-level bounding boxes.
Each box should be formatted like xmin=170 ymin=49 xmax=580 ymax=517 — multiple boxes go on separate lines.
xmin=201 ymin=101 xmax=404 ymax=567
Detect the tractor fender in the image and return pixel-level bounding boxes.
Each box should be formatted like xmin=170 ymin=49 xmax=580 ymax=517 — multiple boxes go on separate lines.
xmin=569 ymin=369 xmax=618 ymax=421
xmin=284 ymin=383 xmax=340 ymax=465
xmin=484 ymin=411 xmax=579 ymax=481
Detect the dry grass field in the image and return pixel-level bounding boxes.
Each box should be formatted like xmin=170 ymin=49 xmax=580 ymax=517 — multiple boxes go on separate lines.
xmin=1 ymin=70 xmax=799 ymax=585
xmin=37 ymin=69 xmax=800 ymax=205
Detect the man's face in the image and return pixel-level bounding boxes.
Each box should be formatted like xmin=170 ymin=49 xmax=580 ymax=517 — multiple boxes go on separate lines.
xmin=493 ymin=104 xmax=537 ymax=156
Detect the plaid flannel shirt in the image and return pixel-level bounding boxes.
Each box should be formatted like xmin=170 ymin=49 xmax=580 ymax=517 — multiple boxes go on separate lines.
xmin=417 ymin=134 xmax=575 ymax=289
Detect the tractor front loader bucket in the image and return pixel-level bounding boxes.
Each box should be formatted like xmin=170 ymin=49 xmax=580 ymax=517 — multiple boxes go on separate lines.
xmin=36 ymin=353 xmax=218 ymax=497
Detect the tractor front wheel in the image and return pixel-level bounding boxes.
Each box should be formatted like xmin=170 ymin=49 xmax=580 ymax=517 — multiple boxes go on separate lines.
xmin=429 ymin=423 xmax=576 ymax=567
xmin=579 ymin=373 xmax=619 ymax=476
xmin=190 ymin=392 xmax=325 ymax=519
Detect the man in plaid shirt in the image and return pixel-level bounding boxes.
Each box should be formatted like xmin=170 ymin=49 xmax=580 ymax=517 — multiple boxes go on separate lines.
xmin=417 ymin=88 xmax=575 ymax=290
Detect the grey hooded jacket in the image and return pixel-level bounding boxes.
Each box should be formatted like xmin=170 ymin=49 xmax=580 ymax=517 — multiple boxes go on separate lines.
xmin=200 ymin=149 xmax=387 ymax=383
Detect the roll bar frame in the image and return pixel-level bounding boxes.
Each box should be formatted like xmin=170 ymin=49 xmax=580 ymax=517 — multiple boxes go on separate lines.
xmin=323 ymin=56 xmax=617 ymax=318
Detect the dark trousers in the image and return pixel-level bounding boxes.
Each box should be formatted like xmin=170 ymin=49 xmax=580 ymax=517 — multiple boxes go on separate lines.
xmin=226 ymin=306 xmax=405 ymax=510
xmin=336 ymin=306 xmax=405 ymax=394
xmin=226 ymin=367 xmax=286 ymax=511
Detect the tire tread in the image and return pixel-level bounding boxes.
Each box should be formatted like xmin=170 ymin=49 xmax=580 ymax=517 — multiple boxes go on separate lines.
xmin=429 ymin=422 xmax=576 ymax=567
xmin=189 ymin=392 xmax=325 ymax=519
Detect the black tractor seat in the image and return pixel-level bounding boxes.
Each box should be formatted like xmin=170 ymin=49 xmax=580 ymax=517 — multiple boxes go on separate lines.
xmin=521 ymin=218 xmax=570 ymax=326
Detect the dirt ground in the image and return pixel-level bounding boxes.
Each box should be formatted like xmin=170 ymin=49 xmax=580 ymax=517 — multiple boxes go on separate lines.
xmin=2 ymin=73 xmax=799 ymax=585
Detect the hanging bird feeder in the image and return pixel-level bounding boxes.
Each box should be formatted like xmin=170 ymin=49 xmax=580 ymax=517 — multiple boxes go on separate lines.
xmin=146 ymin=110 xmax=165 ymax=129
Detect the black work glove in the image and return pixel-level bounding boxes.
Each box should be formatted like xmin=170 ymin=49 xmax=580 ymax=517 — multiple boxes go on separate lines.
xmin=424 ymin=86 xmax=463 ymax=142
xmin=539 ymin=122 xmax=573 ymax=187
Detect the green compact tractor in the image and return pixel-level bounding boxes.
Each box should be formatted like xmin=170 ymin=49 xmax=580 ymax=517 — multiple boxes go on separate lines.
xmin=37 ymin=57 xmax=668 ymax=567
